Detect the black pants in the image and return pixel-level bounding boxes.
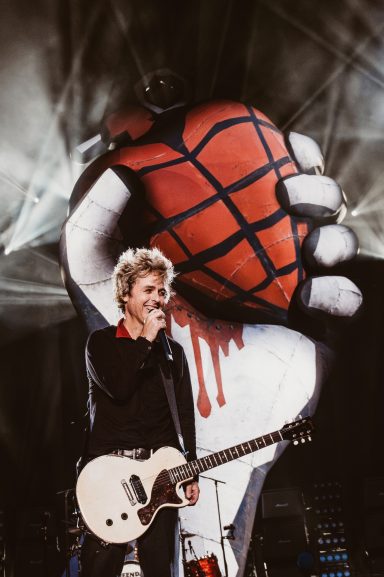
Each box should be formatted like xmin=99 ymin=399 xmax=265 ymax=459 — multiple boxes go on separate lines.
xmin=81 ymin=507 xmax=178 ymax=577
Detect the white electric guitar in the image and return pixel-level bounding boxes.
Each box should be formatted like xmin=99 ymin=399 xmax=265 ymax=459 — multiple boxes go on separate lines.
xmin=76 ymin=418 xmax=313 ymax=543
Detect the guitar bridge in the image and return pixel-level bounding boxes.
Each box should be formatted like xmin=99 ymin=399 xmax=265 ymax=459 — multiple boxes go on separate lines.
xmin=130 ymin=475 xmax=147 ymax=504
xmin=121 ymin=479 xmax=136 ymax=505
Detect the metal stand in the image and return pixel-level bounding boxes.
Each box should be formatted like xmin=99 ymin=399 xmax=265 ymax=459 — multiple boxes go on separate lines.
xmin=199 ymin=474 xmax=228 ymax=577
xmin=64 ymin=490 xmax=71 ymax=577
xmin=59 ymin=488 xmax=82 ymax=577
xmin=0 ymin=542 xmax=5 ymax=577
xmin=40 ymin=511 xmax=51 ymax=577
xmin=213 ymin=478 xmax=229 ymax=577
xmin=179 ymin=524 xmax=206 ymax=577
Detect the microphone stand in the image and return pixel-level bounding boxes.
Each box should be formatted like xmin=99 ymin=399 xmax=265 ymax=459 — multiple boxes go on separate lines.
xmin=202 ymin=474 xmax=229 ymax=577
xmin=213 ymin=478 xmax=229 ymax=577
xmin=179 ymin=521 xmax=189 ymax=575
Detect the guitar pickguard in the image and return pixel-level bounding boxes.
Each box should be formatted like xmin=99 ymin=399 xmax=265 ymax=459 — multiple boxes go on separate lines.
xmin=138 ymin=469 xmax=183 ymax=526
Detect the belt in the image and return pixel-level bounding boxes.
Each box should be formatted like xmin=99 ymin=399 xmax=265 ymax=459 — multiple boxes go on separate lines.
xmin=111 ymin=448 xmax=152 ymax=459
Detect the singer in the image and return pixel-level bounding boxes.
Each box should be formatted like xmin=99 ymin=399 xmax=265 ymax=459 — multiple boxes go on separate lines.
xmin=80 ymin=247 xmax=199 ymax=577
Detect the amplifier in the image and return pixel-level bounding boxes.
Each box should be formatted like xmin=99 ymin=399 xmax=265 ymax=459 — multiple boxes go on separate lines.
xmin=364 ymin=478 xmax=384 ymax=510
xmin=262 ymin=488 xmax=304 ymax=519
xmin=262 ymin=518 xmax=307 ymax=561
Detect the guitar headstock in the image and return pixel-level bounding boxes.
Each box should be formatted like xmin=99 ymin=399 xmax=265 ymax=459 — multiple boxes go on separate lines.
xmin=281 ymin=418 xmax=314 ymax=445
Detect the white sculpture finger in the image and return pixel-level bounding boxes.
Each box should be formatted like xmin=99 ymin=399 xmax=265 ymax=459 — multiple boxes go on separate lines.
xmin=286 ymin=132 xmax=324 ymax=175
xmin=60 ymin=168 xmax=131 ymax=325
xmin=276 ymin=174 xmax=344 ymax=219
xmin=303 ymin=224 xmax=359 ymax=268
xmin=297 ymin=276 xmax=362 ymax=318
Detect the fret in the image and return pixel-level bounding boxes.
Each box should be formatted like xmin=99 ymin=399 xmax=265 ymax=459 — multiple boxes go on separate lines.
xmin=184 ymin=463 xmax=193 ymax=478
xmin=168 ymin=425 xmax=291 ymax=482
xmin=174 ymin=468 xmax=181 ymax=482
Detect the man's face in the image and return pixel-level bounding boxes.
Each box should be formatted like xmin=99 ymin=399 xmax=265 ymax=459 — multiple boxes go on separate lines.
xmin=123 ymin=272 xmax=167 ymax=325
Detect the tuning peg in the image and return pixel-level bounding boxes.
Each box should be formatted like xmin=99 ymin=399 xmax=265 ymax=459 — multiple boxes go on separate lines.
xmin=293 ymin=440 xmax=299 ymax=445
xmin=308 ymin=436 xmax=312 ymax=442
xmin=301 ymin=438 xmax=306 ymax=444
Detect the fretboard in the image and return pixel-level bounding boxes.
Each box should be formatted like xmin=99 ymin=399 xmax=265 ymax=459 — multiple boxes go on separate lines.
xmin=168 ymin=429 xmax=283 ymax=484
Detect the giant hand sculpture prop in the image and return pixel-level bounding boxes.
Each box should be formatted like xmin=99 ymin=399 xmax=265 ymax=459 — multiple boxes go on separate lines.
xmin=60 ymin=100 xmax=361 ymax=576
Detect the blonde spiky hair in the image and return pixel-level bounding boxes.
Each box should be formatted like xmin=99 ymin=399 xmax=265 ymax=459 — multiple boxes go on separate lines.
xmin=113 ymin=247 xmax=176 ymax=312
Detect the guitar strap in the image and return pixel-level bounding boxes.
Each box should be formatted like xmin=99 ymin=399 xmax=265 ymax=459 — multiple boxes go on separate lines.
xmin=159 ymin=365 xmax=187 ymax=457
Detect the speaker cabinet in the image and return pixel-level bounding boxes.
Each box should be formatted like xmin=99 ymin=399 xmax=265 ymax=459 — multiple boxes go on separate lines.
xmin=364 ymin=477 xmax=384 ymax=510
xmin=262 ymin=518 xmax=307 ymax=561
xmin=262 ymin=488 xmax=304 ymax=519
xmin=14 ymin=544 xmax=59 ymax=577
xmin=364 ymin=510 xmax=384 ymax=551
xmin=266 ymin=564 xmax=305 ymax=577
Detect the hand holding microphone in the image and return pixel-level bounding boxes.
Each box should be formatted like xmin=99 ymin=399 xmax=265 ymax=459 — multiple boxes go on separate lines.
xmin=141 ymin=309 xmax=173 ymax=361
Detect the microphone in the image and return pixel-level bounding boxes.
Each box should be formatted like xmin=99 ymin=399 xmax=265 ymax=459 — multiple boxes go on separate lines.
xmin=159 ymin=329 xmax=173 ymax=362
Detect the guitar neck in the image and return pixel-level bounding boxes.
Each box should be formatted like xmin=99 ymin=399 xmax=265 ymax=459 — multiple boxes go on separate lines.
xmin=168 ymin=429 xmax=283 ymax=484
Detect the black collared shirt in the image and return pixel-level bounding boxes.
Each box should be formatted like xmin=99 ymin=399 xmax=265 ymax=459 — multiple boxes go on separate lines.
xmin=85 ymin=324 xmax=197 ymax=461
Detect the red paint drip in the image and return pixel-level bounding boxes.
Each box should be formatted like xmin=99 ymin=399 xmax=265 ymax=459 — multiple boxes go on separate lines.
xmin=166 ymin=296 xmax=244 ymax=418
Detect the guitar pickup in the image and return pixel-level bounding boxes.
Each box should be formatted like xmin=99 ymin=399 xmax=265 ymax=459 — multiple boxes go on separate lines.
xmin=121 ymin=479 xmax=136 ymax=505
xmin=130 ymin=475 xmax=147 ymax=504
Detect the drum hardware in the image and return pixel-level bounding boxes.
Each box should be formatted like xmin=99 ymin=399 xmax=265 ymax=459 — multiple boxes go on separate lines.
xmin=180 ymin=474 xmax=229 ymax=576
xmin=67 ymin=526 xmax=83 ymax=537
xmin=121 ymin=542 xmax=141 ymax=576
xmin=121 ymin=560 xmax=142 ymax=577
xmin=179 ymin=524 xmax=204 ymax=577
xmin=58 ymin=488 xmax=83 ymax=577
xmin=185 ymin=554 xmax=222 ymax=577
xmin=223 ymin=524 xmax=235 ymax=541
xmin=180 ymin=523 xmax=221 ymax=577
